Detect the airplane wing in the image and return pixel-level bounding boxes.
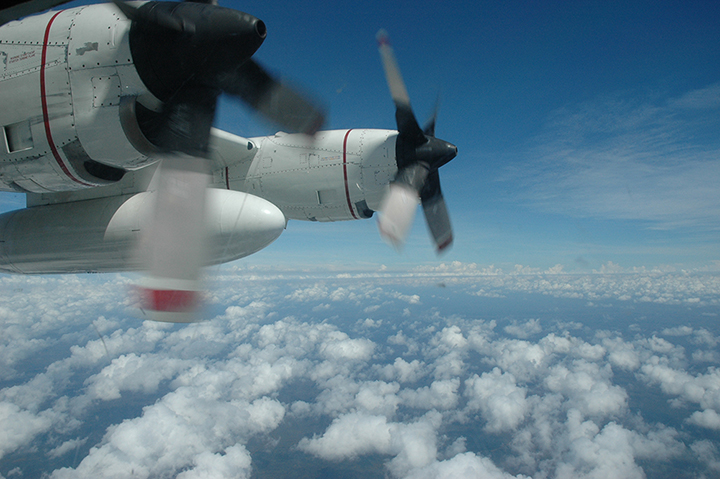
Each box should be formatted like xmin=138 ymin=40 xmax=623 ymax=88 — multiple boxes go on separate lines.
xmin=0 ymin=0 xmax=75 ymax=26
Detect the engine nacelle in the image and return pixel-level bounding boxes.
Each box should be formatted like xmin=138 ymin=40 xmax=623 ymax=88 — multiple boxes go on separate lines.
xmin=230 ymin=129 xmax=398 ymax=222
xmin=0 ymin=189 xmax=285 ymax=274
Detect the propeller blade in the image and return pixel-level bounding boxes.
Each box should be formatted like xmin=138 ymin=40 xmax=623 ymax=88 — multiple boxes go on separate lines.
xmin=378 ymin=183 xmax=420 ymax=250
xmin=112 ymin=0 xmax=189 ymax=33
xmin=134 ymin=84 xmax=216 ymax=322
xmin=135 ymin=155 xmax=209 ymax=322
xmin=377 ymin=162 xmax=429 ymax=249
xmin=377 ymin=30 xmax=424 ymax=145
xmin=223 ymin=59 xmax=325 ymax=135
xmin=423 ymin=96 xmax=440 ymax=137
xmin=376 ymin=30 xmax=458 ymax=254
xmin=421 ymin=170 xmax=453 ymax=253
xmin=111 ymin=0 xmax=137 ymax=20
xmin=121 ymin=0 xmax=324 ymax=135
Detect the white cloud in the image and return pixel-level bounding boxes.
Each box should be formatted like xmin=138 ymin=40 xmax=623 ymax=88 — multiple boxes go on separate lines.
xmin=687 ymin=409 xmax=720 ymax=430
xmin=298 ymin=412 xmax=393 ymax=460
xmin=511 ymin=84 xmax=720 ymax=230
xmin=466 ymin=368 xmax=529 ymax=432
xmin=318 ymin=331 xmax=375 ymax=362
xmin=355 ymin=381 xmax=401 ymax=416
xmin=1 ymin=267 xmax=720 ymax=478
xmin=504 ymin=319 xmax=542 ymax=339
xmin=400 ymin=379 xmax=460 ymax=411
xmin=603 ymin=337 xmax=641 ymax=371
xmin=692 ymin=440 xmax=720 ymax=471
xmin=51 ymin=386 xmax=285 ymax=478
xmin=556 ymin=411 xmax=647 ymax=479
xmin=0 ymin=402 xmax=54 ymax=459
xmin=85 ymin=353 xmax=192 ymax=401
xmin=544 ymin=361 xmax=627 ymax=418
xmin=639 ymin=358 xmax=720 ymax=410
xmin=175 ymin=445 xmax=253 ymax=479
xmin=378 ymin=358 xmax=427 ymax=384
xmin=403 ymin=452 xmax=530 ymax=479
xmin=299 ymin=411 xmax=442 ymax=478
xmin=48 ymin=437 xmax=87 ymax=459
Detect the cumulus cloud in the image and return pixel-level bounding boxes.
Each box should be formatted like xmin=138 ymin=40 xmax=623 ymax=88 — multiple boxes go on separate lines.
xmin=298 ymin=411 xmax=442 ymax=477
xmin=687 ymin=409 xmax=720 ymax=430
xmin=504 ymin=318 xmax=542 ymax=339
xmin=466 ymin=368 xmax=529 ymax=432
xmin=1 ymin=266 xmax=720 ymax=478
xmin=0 ymin=402 xmax=53 ymax=459
xmin=404 ymin=452 xmax=530 ymax=479
xmin=378 ymin=357 xmax=427 ymax=384
xmin=544 ymin=361 xmax=627 ymax=418
xmin=298 ymin=412 xmax=392 ymax=459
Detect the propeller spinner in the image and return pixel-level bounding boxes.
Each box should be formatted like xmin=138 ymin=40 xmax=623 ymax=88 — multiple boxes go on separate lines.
xmin=376 ymin=30 xmax=457 ymax=253
xmin=113 ymin=0 xmax=325 ymax=320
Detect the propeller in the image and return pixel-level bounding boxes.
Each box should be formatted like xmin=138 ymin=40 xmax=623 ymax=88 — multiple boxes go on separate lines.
xmin=376 ymin=30 xmax=457 ymax=253
xmin=113 ymin=0 xmax=325 ymax=321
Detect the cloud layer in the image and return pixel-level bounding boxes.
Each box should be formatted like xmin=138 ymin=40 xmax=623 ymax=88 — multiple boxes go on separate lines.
xmin=509 ymin=83 xmax=720 ymax=231
xmin=1 ymin=264 xmax=720 ymax=478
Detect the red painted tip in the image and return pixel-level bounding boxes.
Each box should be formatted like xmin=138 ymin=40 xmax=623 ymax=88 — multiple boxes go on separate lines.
xmin=437 ymin=236 xmax=453 ymax=253
xmin=137 ymin=287 xmax=200 ymax=313
xmin=376 ymin=29 xmax=390 ymax=47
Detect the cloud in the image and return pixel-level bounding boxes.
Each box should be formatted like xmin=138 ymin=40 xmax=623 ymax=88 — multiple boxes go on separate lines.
xmin=639 ymin=359 xmax=720 ymax=410
xmin=298 ymin=411 xmax=442 ymax=477
xmin=52 ymin=382 xmax=285 ymax=478
xmin=503 ymin=83 xmax=720 ymax=232
xmin=318 ymin=331 xmax=375 ymax=362
xmin=1 ymin=267 xmax=720 ymax=478
xmin=48 ymin=437 xmax=87 ymax=459
xmin=85 ymin=353 xmax=192 ymax=401
xmin=298 ymin=412 xmax=393 ymax=460
xmin=544 ymin=361 xmax=627 ymax=418
xmin=403 ymin=452 xmax=530 ymax=479
xmin=687 ymin=409 xmax=720 ymax=430
xmin=175 ymin=445 xmax=252 ymax=479
xmin=465 ymin=368 xmax=529 ymax=432
xmin=400 ymin=379 xmax=459 ymax=411
xmin=0 ymin=402 xmax=54 ymax=460
xmin=504 ymin=318 xmax=542 ymax=338
xmin=377 ymin=357 xmax=427 ymax=384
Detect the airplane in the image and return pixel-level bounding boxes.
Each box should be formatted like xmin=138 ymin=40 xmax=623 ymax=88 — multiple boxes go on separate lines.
xmin=0 ymin=0 xmax=457 ymax=321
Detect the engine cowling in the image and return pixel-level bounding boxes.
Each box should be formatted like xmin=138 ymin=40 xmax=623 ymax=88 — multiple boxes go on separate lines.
xmin=229 ymin=129 xmax=398 ymax=222
xmin=0 ymin=189 xmax=285 ymax=274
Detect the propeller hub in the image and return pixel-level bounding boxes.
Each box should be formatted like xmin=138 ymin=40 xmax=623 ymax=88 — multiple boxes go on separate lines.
xmin=415 ymin=137 xmax=457 ymax=170
xmin=377 ymin=29 xmax=457 ymax=253
xmin=128 ymin=1 xmax=267 ymax=101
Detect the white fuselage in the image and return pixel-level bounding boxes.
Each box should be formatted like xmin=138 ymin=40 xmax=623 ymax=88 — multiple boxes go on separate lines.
xmin=0 ymin=3 xmax=399 ymax=273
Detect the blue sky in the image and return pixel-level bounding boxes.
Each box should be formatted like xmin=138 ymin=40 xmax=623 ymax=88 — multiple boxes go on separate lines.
xmin=215 ymin=0 xmax=720 ymax=271
xmin=14 ymin=0 xmax=720 ymax=272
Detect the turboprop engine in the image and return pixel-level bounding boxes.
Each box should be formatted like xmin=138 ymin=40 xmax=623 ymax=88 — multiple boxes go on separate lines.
xmin=0 ymin=189 xmax=285 ymax=274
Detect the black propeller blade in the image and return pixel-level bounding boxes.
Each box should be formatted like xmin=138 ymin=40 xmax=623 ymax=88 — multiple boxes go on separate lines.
xmin=111 ymin=0 xmax=326 ymax=320
xmin=376 ymin=30 xmax=457 ymax=253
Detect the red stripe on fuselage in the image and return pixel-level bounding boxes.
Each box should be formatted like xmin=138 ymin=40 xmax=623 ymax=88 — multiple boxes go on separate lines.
xmin=41 ymin=11 xmax=92 ymax=187
xmin=342 ymin=129 xmax=359 ymax=220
